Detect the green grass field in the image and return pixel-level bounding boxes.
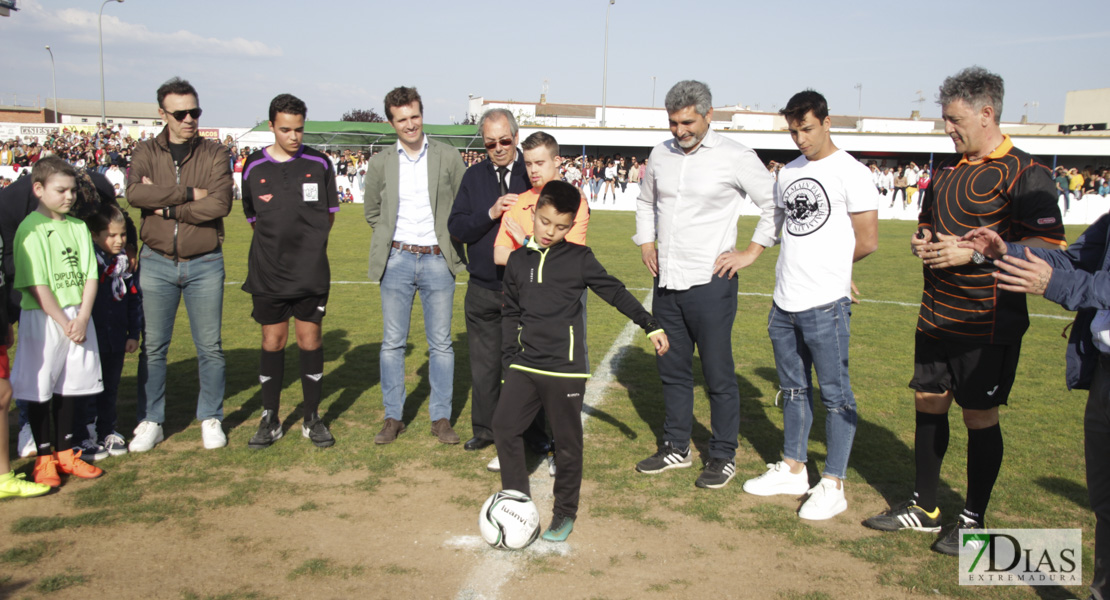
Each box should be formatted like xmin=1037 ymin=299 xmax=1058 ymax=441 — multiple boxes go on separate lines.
xmin=1 ymin=205 xmax=1096 ymax=599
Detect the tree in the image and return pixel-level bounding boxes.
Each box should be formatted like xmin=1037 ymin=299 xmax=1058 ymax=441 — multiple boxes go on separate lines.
xmin=341 ymin=108 xmax=385 ymax=123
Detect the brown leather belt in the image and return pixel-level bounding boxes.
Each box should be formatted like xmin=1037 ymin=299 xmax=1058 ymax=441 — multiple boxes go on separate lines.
xmin=392 ymin=241 xmax=441 ymax=255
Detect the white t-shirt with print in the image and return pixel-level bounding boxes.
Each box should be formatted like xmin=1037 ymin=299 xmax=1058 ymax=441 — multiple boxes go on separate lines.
xmin=773 ymin=149 xmax=879 ymax=312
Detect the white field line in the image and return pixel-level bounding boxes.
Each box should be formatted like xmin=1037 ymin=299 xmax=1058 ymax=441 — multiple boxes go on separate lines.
xmin=223 ymin=281 xmax=1072 ymax=322
xmin=450 ymin=290 xmax=652 ymax=600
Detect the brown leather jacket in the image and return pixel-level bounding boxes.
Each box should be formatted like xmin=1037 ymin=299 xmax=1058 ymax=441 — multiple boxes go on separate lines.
xmin=126 ymin=128 xmax=233 ymax=260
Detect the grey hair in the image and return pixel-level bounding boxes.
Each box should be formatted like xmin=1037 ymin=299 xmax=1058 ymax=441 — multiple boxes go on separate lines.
xmin=664 ymin=80 xmax=712 ymax=116
xmin=937 ymin=66 xmax=1005 ymax=124
xmin=477 ymin=108 xmax=519 ymax=138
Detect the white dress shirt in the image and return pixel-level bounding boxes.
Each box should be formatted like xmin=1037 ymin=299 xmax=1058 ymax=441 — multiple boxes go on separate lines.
xmin=394 ymin=135 xmax=438 ymax=245
xmin=633 ymin=129 xmax=776 ymax=291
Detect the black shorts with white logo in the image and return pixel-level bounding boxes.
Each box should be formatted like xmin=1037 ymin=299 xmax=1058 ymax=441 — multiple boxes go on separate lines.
xmin=909 ymin=332 xmax=1021 ymax=409
xmin=252 ymin=293 xmax=329 ymax=325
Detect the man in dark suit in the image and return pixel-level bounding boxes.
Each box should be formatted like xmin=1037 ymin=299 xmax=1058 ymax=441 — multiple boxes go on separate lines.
xmin=364 ymin=86 xmax=465 ymax=445
xmin=448 ymin=110 xmax=551 ymax=469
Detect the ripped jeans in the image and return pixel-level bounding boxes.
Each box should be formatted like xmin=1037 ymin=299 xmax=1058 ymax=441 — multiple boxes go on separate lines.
xmin=767 ymin=298 xmax=858 ymax=480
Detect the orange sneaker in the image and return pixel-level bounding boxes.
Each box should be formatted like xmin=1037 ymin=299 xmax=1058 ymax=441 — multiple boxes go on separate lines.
xmin=33 ymin=455 xmax=61 ymax=488
xmin=54 ymin=449 xmax=104 ymax=480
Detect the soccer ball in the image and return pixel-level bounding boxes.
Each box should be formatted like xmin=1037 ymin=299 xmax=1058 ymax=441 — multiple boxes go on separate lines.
xmin=478 ymin=489 xmax=541 ymax=550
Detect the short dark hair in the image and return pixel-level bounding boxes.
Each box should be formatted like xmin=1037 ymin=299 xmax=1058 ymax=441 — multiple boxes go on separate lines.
xmin=269 ymin=93 xmax=307 ymax=123
xmin=156 ymin=77 xmax=199 ymax=108
xmin=383 ymin=86 xmax=423 ymax=121
xmin=937 ymin=66 xmax=1004 ymax=124
xmin=85 ymin=203 xmax=126 ymax=236
xmin=780 ymin=89 xmax=829 ymax=123
xmin=536 ymin=180 xmax=580 ymax=216
xmin=521 ymin=131 xmax=559 ymax=157
xmin=31 ymin=155 xmax=77 ymax=187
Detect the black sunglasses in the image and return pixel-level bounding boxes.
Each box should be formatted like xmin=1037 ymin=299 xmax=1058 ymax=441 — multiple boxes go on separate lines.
xmin=483 ymin=137 xmax=514 ymax=150
xmin=166 ymin=108 xmax=202 ymax=121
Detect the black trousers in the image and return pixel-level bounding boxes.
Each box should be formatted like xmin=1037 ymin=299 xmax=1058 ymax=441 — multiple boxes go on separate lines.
xmin=465 ymin=282 xmax=548 ymax=450
xmin=653 ymin=274 xmax=740 ymax=459
xmin=493 ymin=369 xmax=585 ymax=519
xmin=1087 ymin=355 xmax=1110 ymax=600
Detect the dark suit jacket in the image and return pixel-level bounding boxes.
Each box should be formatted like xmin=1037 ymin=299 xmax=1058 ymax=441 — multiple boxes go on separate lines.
xmin=448 ymin=153 xmax=529 ymax=291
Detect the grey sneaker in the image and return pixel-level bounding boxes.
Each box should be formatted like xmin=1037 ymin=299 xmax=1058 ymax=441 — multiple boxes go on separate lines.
xmin=695 ymin=458 xmax=736 ymax=489
xmin=79 ymin=438 xmax=109 ymax=462
xmin=248 ymin=411 xmax=282 ymax=449
xmin=374 ymin=418 xmax=406 ymax=445
xmin=101 ymin=432 xmax=128 ymax=457
xmin=302 ymin=417 xmax=335 ymax=448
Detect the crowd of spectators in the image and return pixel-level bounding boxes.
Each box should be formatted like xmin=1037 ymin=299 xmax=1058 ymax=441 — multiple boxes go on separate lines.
xmin=0 ymin=128 xmax=1104 ymax=212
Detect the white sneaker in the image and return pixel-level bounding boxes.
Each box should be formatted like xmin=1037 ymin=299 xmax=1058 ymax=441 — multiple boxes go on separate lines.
xmin=129 ymin=421 xmax=164 ymax=453
xmin=798 ymin=478 xmax=848 ymax=521
xmin=487 ymin=455 xmax=500 ymax=472
xmin=201 ymin=418 xmax=227 ymax=449
xmin=547 ymin=453 xmax=556 ymax=477
xmin=742 ymin=461 xmax=810 ymax=496
xmin=17 ymin=423 xmax=36 ymax=458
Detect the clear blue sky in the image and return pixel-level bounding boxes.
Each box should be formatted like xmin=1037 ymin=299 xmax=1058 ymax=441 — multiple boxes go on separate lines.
xmin=2 ymin=0 xmax=1108 ymax=127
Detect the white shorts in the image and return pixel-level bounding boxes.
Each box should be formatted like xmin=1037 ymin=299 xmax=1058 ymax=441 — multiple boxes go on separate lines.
xmin=12 ymin=306 xmax=104 ymax=402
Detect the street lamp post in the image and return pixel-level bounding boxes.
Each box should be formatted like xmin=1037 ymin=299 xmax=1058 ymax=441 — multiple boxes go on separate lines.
xmin=651 ymin=76 xmax=656 ymax=108
xmin=98 ymin=0 xmax=124 ymax=126
xmin=852 ymin=82 xmax=861 ymax=130
xmin=45 ymin=45 xmax=57 ymax=124
xmin=600 ymin=0 xmax=614 ymax=127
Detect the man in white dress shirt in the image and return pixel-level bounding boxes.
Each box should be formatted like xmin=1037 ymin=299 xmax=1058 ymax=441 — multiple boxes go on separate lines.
xmin=632 ymin=80 xmax=777 ymax=489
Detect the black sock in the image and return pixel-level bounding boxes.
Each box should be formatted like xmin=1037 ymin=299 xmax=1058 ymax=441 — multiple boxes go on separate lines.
xmin=964 ymin=423 xmax=1003 ymax=524
xmin=28 ymin=401 xmax=52 ymax=457
xmin=300 ymin=347 xmax=324 ymax=422
xmin=914 ymin=410 xmax=949 ymax=513
xmin=54 ymin=395 xmax=77 ymax=452
xmin=260 ymin=349 xmax=285 ymax=415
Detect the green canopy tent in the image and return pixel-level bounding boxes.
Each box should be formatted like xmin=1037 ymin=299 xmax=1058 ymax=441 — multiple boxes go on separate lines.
xmin=248 ymin=121 xmax=483 ymax=152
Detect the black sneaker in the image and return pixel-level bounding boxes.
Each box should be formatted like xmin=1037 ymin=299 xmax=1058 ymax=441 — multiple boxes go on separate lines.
xmin=302 ymin=417 xmax=335 ymax=448
xmin=862 ymin=498 xmax=942 ymax=533
xmin=248 ymin=410 xmax=282 ymax=449
xmin=695 ymin=458 xmax=736 ymax=489
xmin=932 ymin=514 xmax=983 ymax=556
xmin=635 ymin=442 xmax=693 ymax=473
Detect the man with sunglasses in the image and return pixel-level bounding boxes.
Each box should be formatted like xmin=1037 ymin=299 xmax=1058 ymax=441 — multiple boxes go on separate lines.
xmin=448 ymin=109 xmax=550 ymax=467
xmin=126 ymin=77 xmax=233 ymax=453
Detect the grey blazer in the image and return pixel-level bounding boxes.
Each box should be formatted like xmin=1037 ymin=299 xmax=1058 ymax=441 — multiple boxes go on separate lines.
xmin=363 ymin=138 xmax=466 ymax=282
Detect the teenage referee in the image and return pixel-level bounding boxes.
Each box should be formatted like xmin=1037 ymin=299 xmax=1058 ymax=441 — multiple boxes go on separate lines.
xmin=241 ymin=94 xmax=339 ymax=449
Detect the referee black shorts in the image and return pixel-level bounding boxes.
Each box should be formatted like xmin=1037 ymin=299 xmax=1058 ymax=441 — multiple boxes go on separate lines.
xmin=252 ymin=293 xmax=329 ymax=326
xmin=908 ymin=331 xmax=1021 ymax=410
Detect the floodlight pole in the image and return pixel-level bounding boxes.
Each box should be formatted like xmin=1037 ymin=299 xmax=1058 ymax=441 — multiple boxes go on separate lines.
xmin=601 ymin=0 xmax=614 ymax=127
xmin=99 ymin=0 xmax=124 ymax=125
xmin=45 ymin=45 xmax=58 ymax=124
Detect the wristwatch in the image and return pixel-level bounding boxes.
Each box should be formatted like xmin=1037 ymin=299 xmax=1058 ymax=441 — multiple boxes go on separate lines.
xmin=971 ymin=251 xmax=986 ymax=265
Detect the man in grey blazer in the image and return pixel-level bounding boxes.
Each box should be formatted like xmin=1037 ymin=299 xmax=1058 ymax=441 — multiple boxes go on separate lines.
xmin=364 ymin=86 xmax=465 ymax=445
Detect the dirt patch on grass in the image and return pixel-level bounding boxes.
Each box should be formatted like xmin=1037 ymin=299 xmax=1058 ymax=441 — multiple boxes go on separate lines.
xmin=0 ymin=459 xmax=935 ymax=600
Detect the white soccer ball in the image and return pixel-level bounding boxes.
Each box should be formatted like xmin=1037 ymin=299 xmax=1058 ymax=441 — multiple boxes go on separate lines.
xmin=478 ymin=489 xmax=541 ymax=550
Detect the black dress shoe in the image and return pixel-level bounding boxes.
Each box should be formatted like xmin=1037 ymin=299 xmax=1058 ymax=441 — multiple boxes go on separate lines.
xmin=463 ymin=437 xmax=494 ymax=451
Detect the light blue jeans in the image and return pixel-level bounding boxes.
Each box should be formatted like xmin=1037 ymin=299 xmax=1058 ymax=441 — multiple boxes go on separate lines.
xmin=379 ymin=247 xmax=455 ymax=423
xmin=136 ymin=246 xmax=226 ymax=424
xmin=768 ymin=297 xmax=857 ymax=480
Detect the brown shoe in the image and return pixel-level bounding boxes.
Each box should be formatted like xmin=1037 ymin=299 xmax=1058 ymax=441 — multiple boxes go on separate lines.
xmin=374 ymin=418 xmax=406 ymax=445
xmin=431 ymin=419 xmax=460 ymax=444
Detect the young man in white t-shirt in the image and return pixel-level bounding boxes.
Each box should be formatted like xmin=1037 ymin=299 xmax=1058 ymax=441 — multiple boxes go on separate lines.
xmin=741 ymin=90 xmax=879 ymax=520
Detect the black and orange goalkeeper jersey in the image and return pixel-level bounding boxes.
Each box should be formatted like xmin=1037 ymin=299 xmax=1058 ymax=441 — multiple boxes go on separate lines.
xmin=917 ymin=136 xmax=1065 ymax=344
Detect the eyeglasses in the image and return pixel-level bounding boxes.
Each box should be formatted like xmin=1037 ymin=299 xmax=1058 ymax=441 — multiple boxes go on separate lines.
xmin=483 ymin=137 xmax=514 ymax=151
xmin=165 ymin=108 xmax=203 ymax=121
